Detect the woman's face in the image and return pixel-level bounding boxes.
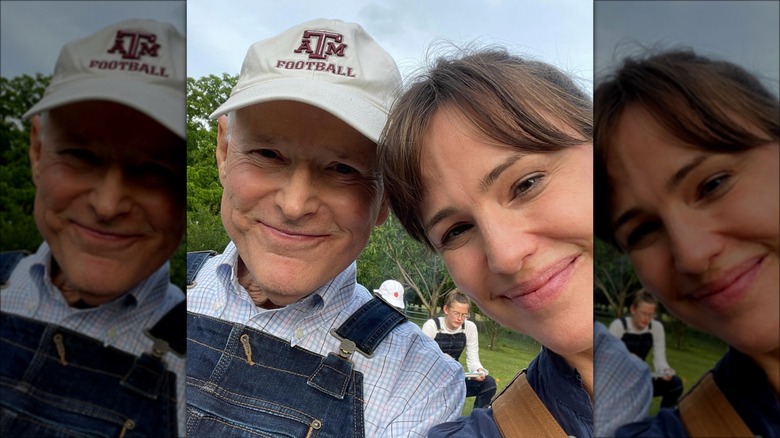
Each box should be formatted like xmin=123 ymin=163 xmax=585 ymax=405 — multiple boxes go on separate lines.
xmin=419 ymin=106 xmax=593 ymax=356
xmin=608 ymin=105 xmax=779 ymax=355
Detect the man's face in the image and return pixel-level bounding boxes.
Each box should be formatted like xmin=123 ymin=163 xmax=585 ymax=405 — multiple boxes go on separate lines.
xmin=29 ymin=101 xmax=185 ymax=305
xmin=216 ymin=101 xmax=388 ymax=306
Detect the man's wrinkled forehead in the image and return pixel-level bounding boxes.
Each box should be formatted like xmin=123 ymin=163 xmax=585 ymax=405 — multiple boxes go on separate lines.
xmin=230 ymin=101 xmax=375 ymax=147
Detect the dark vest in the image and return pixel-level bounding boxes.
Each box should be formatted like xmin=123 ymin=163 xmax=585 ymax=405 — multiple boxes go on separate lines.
xmin=433 ymin=317 xmax=467 ymax=361
xmin=619 ymin=316 xmax=654 ymax=360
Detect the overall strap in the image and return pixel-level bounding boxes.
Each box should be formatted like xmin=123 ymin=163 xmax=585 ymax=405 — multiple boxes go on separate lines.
xmin=0 ymin=250 xmax=30 ymax=287
xmin=492 ymin=370 xmax=567 ymax=438
xmin=331 ymin=297 xmax=407 ymax=358
xmin=620 ymin=316 xmax=628 ymax=331
xmin=679 ymin=371 xmax=753 ymax=437
xmin=434 ymin=316 xmax=441 ymax=331
xmin=186 ymin=250 xmax=217 ymax=288
xmin=145 ymin=300 xmax=186 ymax=357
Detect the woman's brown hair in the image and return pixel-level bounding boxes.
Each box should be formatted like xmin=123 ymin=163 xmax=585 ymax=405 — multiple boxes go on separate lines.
xmin=378 ymin=47 xmax=592 ymax=249
xmin=594 ymin=49 xmax=780 ymax=245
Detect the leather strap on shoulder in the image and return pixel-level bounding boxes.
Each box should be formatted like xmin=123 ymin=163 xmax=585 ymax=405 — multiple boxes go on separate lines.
xmin=492 ymin=370 xmax=567 ymax=438
xmin=679 ymin=371 xmax=753 ymax=437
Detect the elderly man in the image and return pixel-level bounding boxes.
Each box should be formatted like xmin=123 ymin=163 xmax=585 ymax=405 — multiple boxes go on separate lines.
xmin=0 ymin=19 xmax=186 ymax=437
xmin=186 ymin=18 xmax=464 ymax=437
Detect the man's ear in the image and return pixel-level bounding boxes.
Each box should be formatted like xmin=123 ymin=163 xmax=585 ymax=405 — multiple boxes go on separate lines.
xmin=216 ymin=115 xmax=229 ymax=186
xmin=29 ymin=115 xmax=43 ymax=187
xmin=375 ymin=199 xmax=390 ymax=227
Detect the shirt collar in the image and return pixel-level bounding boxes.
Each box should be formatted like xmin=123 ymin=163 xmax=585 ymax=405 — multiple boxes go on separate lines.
xmin=28 ymin=241 xmax=169 ymax=310
xmin=218 ymin=240 xmax=358 ymax=313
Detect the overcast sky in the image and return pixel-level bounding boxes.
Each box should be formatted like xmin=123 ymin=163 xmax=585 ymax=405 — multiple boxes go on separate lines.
xmin=595 ymin=1 xmax=779 ymax=96
xmin=187 ymin=0 xmax=594 ymax=90
xmin=4 ymin=1 xmax=777 ymax=98
xmin=1 ymin=1 xmax=186 ymax=78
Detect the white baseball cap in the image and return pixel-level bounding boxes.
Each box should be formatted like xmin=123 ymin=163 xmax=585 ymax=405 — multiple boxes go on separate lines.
xmin=374 ymin=280 xmax=406 ymax=310
xmin=23 ymin=19 xmax=185 ymax=138
xmin=210 ymin=18 xmax=402 ymax=143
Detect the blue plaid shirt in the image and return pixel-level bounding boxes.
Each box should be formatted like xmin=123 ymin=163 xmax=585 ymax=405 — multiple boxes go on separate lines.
xmin=594 ymin=321 xmax=652 ymax=436
xmin=1 ymin=242 xmax=186 ymax=434
xmin=187 ymin=241 xmax=465 ymax=437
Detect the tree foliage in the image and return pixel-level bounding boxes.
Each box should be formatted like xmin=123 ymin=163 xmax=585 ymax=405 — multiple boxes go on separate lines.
xmin=594 ymin=237 xmax=641 ymax=318
xmin=357 ymin=214 xmax=454 ymax=318
xmin=0 ymin=74 xmax=49 ymax=251
xmin=186 ymin=74 xmax=236 ymax=251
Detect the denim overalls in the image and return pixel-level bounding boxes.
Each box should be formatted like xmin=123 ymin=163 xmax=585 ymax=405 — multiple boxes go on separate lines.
xmin=184 ymin=252 xmax=406 ymax=438
xmin=0 ymin=251 xmax=184 ymax=437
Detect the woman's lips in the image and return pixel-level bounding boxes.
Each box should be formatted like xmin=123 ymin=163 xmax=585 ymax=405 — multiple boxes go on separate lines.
xmin=686 ymin=255 xmax=764 ymax=311
xmin=504 ymin=255 xmax=579 ymax=311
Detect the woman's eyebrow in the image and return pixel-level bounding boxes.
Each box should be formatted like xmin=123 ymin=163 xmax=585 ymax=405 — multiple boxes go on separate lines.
xmin=667 ymin=153 xmax=710 ymax=193
xmin=425 ymin=207 xmax=458 ymax=235
xmin=480 ymin=153 xmax=525 ymax=192
xmin=613 ymin=207 xmax=642 ymax=233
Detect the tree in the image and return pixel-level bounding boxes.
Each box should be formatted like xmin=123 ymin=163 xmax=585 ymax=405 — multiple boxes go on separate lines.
xmin=186 ymin=74 xmax=237 ymax=251
xmin=359 ymin=214 xmax=454 ymax=318
xmin=0 ymin=74 xmax=50 ymax=251
xmin=594 ymin=237 xmax=641 ymax=318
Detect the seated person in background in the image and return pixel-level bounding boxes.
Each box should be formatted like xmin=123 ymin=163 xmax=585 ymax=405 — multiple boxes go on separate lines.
xmin=373 ymin=279 xmax=406 ymax=310
xmin=609 ymin=289 xmax=683 ymax=409
xmin=423 ymin=289 xmax=497 ymax=410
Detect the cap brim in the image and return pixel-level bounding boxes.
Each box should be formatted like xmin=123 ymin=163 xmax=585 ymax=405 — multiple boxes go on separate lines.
xmin=209 ymin=78 xmax=386 ymax=143
xmin=23 ymin=77 xmax=185 ymax=139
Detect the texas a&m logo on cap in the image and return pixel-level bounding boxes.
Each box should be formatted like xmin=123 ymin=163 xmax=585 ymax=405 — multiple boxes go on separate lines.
xmin=276 ymin=29 xmax=356 ymax=78
xmin=293 ymin=30 xmax=346 ymax=60
xmin=107 ymin=30 xmax=160 ymax=60
xmin=87 ymin=29 xmax=169 ymax=77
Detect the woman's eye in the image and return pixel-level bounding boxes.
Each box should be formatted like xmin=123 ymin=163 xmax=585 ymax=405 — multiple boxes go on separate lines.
xmin=441 ymin=223 xmax=473 ymax=245
xmin=698 ymin=173 xmax=730 ymax=199
xmin=514 ymin=174 xmax=544 ymax=197
xmin=624 ymin=220 xmax=661 ymax=250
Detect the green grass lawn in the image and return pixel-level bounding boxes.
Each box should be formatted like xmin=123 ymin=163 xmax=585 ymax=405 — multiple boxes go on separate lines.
xmin=645 ymin=333 xmax=728 ymax=415
xmin=596 ymin=314 xmax=728 ymax=416
xmin=458 ymin=329 xmax=541 ymax=415
xmin=410 ymin=316 xmax=541 ymax=416
xmin=415 ymin=316 xmax=728 ymax=417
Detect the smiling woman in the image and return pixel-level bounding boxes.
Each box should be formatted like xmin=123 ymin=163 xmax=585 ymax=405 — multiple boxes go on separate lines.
xmin=378 ymin=47 xmax=601 ymax=437
xmin=594 ymin=49 xmax=780 ymax=437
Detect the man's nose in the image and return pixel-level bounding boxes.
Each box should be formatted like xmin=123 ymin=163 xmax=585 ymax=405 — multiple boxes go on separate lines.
xmin=90 ymin=166 xmax=132 ymax=219
xmin=275 ymin=167 xmax=319 ymax=220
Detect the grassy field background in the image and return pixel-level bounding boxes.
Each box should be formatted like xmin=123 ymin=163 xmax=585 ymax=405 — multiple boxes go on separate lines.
xmin=410 ymin=312 xmax=728 ymax=417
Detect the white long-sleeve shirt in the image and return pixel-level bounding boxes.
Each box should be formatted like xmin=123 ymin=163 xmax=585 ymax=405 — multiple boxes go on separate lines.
xmin=608 ymin=316 xmax=672 ymax=374
xmin=422 ymin=317 xmax=487 ymax=374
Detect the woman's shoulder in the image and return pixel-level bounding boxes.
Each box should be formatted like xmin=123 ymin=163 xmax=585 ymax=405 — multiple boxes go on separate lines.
xmin=427 ymin=408 xmax=502 ymax=438
xmin=615 ymin=408 xmax=688 ymax=437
